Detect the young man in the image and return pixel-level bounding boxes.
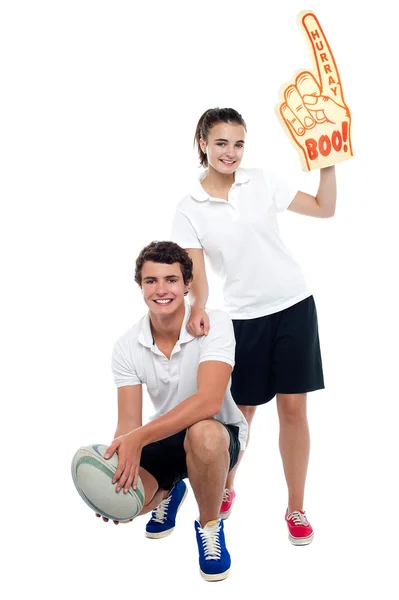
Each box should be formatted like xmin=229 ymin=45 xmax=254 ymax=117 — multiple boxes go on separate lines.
xmin=101 ymin=241 xmax=248 ymax=582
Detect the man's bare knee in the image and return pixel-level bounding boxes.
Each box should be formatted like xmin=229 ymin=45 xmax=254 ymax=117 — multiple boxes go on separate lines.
xmin=184 ymin=420 xmax=229 ymax=457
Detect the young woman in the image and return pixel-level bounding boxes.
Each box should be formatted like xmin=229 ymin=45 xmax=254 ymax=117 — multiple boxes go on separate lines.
xmin=170 ymin=107 xmax=336 ymax=546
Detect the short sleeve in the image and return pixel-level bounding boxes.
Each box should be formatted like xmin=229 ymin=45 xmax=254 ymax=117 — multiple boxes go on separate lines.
xmin=199 ymin=311 xmax=235 ymax=368
xmin=265 ymin=172 xmax=298 ymax=213
xmin=111 ymin=340 xmax=142 ymax=388
xmin=170 ymin=209 xmax=202 ymax=249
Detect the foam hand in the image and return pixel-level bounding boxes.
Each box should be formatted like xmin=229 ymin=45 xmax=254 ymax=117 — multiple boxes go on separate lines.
xmin=278 ymin=11 xmax=353 ymax=171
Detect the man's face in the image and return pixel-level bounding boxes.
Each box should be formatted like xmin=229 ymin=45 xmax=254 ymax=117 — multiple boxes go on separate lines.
xmin=141 ymin=261 xmax=189 ymax=315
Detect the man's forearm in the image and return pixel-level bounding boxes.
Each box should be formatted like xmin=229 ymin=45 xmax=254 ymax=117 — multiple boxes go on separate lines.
xmin=114 ymin=417 xmax=142 ymax=439
xmin=138 ymin=392 xmax=220 ymax=447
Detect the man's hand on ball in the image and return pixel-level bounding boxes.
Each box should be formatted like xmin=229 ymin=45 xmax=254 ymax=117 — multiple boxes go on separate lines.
xmin=105 ymin=429 xmax=143 ymax=493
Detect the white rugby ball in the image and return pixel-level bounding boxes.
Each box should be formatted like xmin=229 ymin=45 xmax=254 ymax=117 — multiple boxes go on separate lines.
xmin=71 ymin=443 xmax=145 ymax=521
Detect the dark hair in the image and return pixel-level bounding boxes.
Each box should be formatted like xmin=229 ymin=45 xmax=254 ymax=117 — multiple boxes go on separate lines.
xmin=194 ymin=107 xmax=247 ymax=167
xmin=135 ymin=241 xmax=193 ymax=287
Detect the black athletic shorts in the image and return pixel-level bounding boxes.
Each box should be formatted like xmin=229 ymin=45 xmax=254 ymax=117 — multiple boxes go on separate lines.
xmin=140 ymin=423 xmax=240 ymax=491
xmin=231 ymin=295 xmax=324 ymax=406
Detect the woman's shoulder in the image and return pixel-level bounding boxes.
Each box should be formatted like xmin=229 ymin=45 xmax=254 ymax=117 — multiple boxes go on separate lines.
xmin=240 ymin=167 xmax=263 ymax=177
xmin=241 ymin=167 xmax=287 ymax=192
xmin=174 ymin=183 xmax=206 ymax=214
xmin=239 ymin=167 xmax=269 ymax=185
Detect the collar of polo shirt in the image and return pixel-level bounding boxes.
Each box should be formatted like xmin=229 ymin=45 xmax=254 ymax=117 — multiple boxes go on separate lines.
xmin=189 ymin=167 xmax=251 ymax=202
xmin=138 ymin=300 xmax=195 ymax=348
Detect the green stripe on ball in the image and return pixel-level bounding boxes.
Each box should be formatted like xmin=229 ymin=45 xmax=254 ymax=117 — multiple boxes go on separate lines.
xmin=76 ymin=456 xmax=144 ymax=504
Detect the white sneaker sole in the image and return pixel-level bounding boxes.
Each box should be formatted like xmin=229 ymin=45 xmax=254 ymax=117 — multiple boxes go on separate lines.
xmin=146 ymin=526 xmax=175 ymax=539
xmin=145 ymin=486 xmax=188 ymax=539
xmin=200 ymin=567 xmax=230 ymax=582
xmin=288 ymin=532 xmax=314 ymax=546
xmin=219 ymin=497 xmax=235 ymax=520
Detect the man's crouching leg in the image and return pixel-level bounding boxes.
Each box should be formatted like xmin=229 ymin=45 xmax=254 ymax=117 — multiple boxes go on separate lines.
xmin=137 ymin=467 xmax=169 ymax=517
xmin=185 ymin=419 xmax=231 ymax=582
xmin=184 ymin=420 xmax=230 ymax=524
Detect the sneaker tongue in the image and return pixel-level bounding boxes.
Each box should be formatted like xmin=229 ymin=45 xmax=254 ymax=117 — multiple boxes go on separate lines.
xmin=204 ymin=519 xmax=219 ymax=530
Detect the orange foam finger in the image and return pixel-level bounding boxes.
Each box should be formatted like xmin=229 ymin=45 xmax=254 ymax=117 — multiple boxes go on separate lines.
xmin=300 ymin=11 xmax=343 ymax=105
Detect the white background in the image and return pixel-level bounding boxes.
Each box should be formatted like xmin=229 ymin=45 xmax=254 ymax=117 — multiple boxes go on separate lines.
xmin=1 ymin=0 xmax=398 ymax=598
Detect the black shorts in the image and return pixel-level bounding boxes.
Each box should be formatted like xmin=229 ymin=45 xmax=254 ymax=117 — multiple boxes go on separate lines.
xmin=140 ymin=423 xmax=240 ymax=490
xmin=231 ymin=295 xmax=324 ymax=406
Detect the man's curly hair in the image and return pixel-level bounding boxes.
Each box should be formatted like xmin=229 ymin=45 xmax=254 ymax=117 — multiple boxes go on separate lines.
xmin=134 ymin=241 xmax=193 ymax=287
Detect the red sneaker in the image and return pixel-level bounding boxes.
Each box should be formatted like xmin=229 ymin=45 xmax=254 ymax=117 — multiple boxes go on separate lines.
xmin=219 ymin=489 xmax=236 ymax=520
xmin=285 ymin=509 xmax=314 ymax=545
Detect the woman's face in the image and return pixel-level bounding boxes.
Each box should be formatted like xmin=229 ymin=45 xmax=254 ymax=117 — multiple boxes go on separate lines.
xmin=200 ymin=122 xmax=246 ymax=175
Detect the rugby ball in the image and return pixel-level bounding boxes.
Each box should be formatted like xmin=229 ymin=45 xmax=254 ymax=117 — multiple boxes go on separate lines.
xmin=71 ymin=443 xmax=145 ymax=521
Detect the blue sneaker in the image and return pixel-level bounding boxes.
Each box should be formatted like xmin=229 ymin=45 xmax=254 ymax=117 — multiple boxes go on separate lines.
xmin=145 ymin=480 xmax=187 ymax=539
xmin=195 ymin=518 xmax=231 ymax=581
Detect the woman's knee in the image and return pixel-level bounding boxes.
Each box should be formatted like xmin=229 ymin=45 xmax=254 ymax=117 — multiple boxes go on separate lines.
xmin=237 ymin=404 xmax=257 ymax=426
xmin=277 ymin=393 xmax=307 ymax=424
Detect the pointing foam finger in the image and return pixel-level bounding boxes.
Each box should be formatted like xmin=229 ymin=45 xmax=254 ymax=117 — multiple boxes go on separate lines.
xmin=300 ymin=12 xmax=343 ymax=104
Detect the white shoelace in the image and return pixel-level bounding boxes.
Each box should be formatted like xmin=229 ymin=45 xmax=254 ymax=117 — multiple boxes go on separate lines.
xmin=289 ymin=510 xmax=309 ymax=526
xmin=198 ymin=523 xmax=222 ymax=560
xmin=222 ymin=489 xmax=231 ymax=502
xmin=151 ymin=495 xmax=172 ymax=524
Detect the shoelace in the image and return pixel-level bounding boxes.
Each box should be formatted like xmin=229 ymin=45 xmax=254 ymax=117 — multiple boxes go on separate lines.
xmin=289 ymin=510 xmax=309 ymax=526
xmin=222 ymin=489 xmax=231 ymax=502
xmin=151 ymin=495 xmax=172 ymax=524
xmin=198 ymin=524 xmax=222 ymax=560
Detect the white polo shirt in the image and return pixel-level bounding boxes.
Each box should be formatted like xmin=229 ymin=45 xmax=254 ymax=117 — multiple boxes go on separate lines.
xmin=170 ymin=168 xmax=311 ymax=319
xmin=112 ymin=302 xmax=248 ymax=450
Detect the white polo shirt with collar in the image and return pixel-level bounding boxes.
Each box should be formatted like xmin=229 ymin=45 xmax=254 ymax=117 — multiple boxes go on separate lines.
xmin=170 ymin=168 xmax=311 ymax=319
xmin=112 ymin=302 xmax=248 ymax=450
